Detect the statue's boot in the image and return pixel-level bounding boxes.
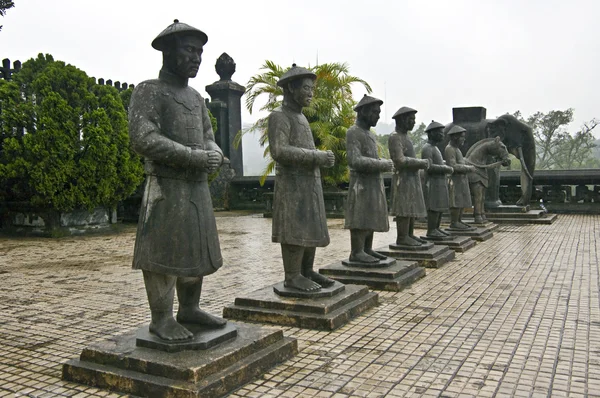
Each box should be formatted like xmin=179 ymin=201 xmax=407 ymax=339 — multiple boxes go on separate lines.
xmin=473 ymin=214 xmax=484 ymax=224
xmin=302 ymin=247 xmax=335 ymax=287
xmin=364 ymin=231 xmax=387 ymax=260
xmin=282 ymin=244 xmax=322 ymax=291
xmin=427 ymin=229 xmax=446 ymax=238
xmin=409 ymin=218 xmax=428 ymax=243
xmin=143 ymin=270 xmax=193 ymax=341
xmin=396 ymin=217 xmax=422 ymax=246
xmin=176 ymin=276 xmax=226 ymax=328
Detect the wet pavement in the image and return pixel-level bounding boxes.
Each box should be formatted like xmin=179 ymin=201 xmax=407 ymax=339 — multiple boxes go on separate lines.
xmin=0 ymin=213 xmax=598 ymax=397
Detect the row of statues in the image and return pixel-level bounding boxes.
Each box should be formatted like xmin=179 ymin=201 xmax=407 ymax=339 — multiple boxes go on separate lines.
xmin=127 ymin=20 xmax=509 ymax=341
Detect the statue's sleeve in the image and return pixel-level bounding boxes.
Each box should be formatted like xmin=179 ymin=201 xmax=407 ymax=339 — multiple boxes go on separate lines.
xmin=389 ymin=134 xmax=423 ymax=170
xmin=268 ymin=111 xmax=323 ymax=168
xmin=201 ymin=101 xmax=223 ymax=157
xmin=128 ymin=82 xmax=208 ymax=170
xmin=423 ymin=146 xmax=448 ymax=174
xmin=347 ymin=130 xmax=386 ymax=172
xmin=445 ymin=146 xmax=469 ymax=173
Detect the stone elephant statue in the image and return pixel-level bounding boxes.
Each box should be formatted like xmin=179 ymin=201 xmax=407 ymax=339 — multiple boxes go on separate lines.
xmin=441 ymin=107 xmax=535 ymax=207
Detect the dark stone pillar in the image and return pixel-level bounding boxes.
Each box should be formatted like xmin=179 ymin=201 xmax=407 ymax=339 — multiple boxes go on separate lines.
xmin=206 ymin=53 xmax=245 ymax=177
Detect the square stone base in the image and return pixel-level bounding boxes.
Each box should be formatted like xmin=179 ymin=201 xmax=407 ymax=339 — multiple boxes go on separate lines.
xmin=318 ymin=259 xmax=425 ymax=291
xmin=420 ymin=235 xmax=477 ymax=253
xmin=222 ymin=282 xmax=378 ymax=330
xmin=62 ymin=322 xmax=297 ymax=398
xmin=376 ymin=244 xmax=455 ymax=268
xmin=444 ymin=226 xmax=493 ymax=241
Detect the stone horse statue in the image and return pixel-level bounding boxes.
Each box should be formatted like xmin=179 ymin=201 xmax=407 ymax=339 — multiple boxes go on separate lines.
xmin=443 ymin=107 xmax=535 ymax=208
xmin=465 ymin=137 xmax=511 ymax=223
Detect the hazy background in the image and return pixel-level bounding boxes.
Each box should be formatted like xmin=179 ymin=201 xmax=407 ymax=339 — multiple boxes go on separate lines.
xmin=2 ymin=0 xmax=598 ymax=174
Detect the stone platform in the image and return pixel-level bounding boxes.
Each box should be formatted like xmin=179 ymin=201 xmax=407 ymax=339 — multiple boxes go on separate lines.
xmin=484 ymin=205 xmax=558 ymax=224
xmin=222 ymin=282 xmax=378 ymax=330
xmin=62 ymin=322 xmax=297 ymax=398
xmin=444 ymin=226 xmax=494 ymax=242
xmin=319 ymin=258 xmax=425 ymax=291
xmin=376 ymin=242 xmax=455 ymax=268
xmin=4 ymin=215 xmax=600 ymax=397
xmin=420 ymin=234 xmax=476 ymax=252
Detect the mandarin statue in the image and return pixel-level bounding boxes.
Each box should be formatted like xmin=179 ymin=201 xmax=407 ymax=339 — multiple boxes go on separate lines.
xmin=421 ymin=121 xmax=454 ymax=237
xmin=389 ymin=107 xmax=430 ymax=246
xmin=444 ymin=125 xmax=477 ymax=229
xmin=268 ymin=64 xmax=336 ymax=292
xmin=345 ymin=95 xmax=394 ymax=263
xmin=128 ymin=20 xmax=226 ymax=341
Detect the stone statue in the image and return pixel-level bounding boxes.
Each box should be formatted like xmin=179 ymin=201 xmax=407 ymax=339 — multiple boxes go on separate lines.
xmin=128 ymin=20 xmax=226 ymax=341
xmin=268 ymin=64 xmax=336 ymax=292
xmin=465 ymin=137 xmax=511 ymax=223
xmin=444 ymin=125 xmax=477 ymax=229
xmin=345 ymin=95 xmax=394 ymax=263
xmin=389 ymin=107 xmax=430 ymax=246
xmin=422 ymin=121 xmax=454 ymax=237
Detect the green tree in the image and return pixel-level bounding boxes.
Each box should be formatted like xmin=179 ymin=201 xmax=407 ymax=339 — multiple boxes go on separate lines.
xmin=513 ymin=109 xmax=599 ymax=169
xmin=0 ymin=0 xmax=14 ymax=31
xmin=0 ymin=53 xmax=144 ymax=211
xmin=240 ymin=61 xmax=371 ymax=185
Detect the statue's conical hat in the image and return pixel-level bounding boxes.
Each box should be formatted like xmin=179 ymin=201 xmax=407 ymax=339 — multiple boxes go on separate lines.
xmin=152 ymin=19 xmax=208 ymax=51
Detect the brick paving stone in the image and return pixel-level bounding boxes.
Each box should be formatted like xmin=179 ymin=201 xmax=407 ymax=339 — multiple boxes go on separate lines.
xmin=0 ymin=214 xmax=599 ymax=397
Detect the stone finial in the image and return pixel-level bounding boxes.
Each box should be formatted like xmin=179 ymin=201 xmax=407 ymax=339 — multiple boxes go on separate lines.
xmin=215 ymin=53 xmax=236 ymax=81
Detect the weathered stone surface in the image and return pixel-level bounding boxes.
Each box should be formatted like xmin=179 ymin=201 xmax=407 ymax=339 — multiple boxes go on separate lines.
xmin=388 ymin=240 xmax=434 ymax=251
xmin=62 ymin=322 xmax=297 ymax=398
xmin=445 ymin=226 xmax=493 ymax=242
xmin=319 ymin=259 xmax=425 ymax=291
xmin=223 ymin=283 xmax=378 ymax=330
xmin=420 ymin=235 xmax=476 ymax=253
xmin=481 ymin=206 xmax=558 ymax=224
xmin=272 ymin=281 xmax=344 ymax=298
xmin=136 ymin=322 xmax=237 ymax=353
xmin=377 ymin=244 xmax=455 ymax=268
xmin=341 ymin=257 xmax=396 ymax=268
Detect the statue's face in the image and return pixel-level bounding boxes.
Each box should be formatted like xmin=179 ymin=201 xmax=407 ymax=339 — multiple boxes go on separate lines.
xmin=171 ymin=35 xmax=204 ymax=78
xmin=289 ymin=78 xmax=315 ymax=108
xmin=450 ymin=132 xmax=466 ymax=146
xmin=360 ymin=104 xmax=381 ymax=128
xmin=398 ymin=113 xmax=416 ymax=131
xmin=430 ymin=128 xmax=444 ymax=143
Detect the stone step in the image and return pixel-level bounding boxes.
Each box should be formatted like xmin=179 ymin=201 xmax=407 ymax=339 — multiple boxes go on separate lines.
xmin=62 ymin=324 xmax=297 ymax=398
xmin=223 ymin=284 xmax=378 ymax=330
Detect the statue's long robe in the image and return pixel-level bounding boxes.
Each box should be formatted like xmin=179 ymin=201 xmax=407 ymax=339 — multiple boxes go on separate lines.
xmin=389 ymin=132 xmax=427 ymax=218
xmin=344 ymin=125 xmax=389 ymax=231
xmin=445 ymin=144 xmax=473 ymax=208
xmin=128 ymin=70 xmax=223 ymax=277
xmin=268 ymin=104 xmax=329 ymax=247
xmin=422 ymin=143 xmax=450 ymax=212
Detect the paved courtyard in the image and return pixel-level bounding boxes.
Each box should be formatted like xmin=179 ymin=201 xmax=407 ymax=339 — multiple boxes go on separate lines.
xmin=0 ymin=214 xmax=598 ymax=397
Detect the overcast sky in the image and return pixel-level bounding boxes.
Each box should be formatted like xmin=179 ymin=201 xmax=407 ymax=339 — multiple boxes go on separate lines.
xmin=2 ymin=0 xmax=599 ymax=136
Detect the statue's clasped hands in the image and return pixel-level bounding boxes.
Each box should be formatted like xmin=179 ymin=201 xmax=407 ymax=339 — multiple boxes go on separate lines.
xmin=323 ymin=150 xmax=335 ymax=168
xmin=382 ymin=159 xmax=394 ymax=173
xmin=206 ymin=150 xmax=222 ymax=173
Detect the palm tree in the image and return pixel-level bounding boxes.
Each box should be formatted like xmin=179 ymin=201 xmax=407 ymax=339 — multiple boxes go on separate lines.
xmin=237 ymin=61 xmax=372 ymax=185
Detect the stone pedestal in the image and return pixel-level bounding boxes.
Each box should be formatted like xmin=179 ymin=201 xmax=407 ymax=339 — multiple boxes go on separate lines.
xmin=483 ymin=205 xmax=558 ymax=224
xmin=319 ymin=257 xmax=425 ymax=291
xmin=223 ymin=282 xmax=378 ymax=330
xmin=376 ymin=242 xmax=455 ymax=269
xmin=466 ymin=221 xmax=499 ymax=231
xmin=62 ymin=322 xmax=296 ymax=398
xmin=444 ymin=226 xmax=493 ymax=241
xmin=420 ymin=235 xmax=476 ymax=253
